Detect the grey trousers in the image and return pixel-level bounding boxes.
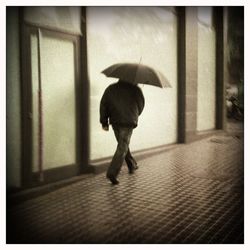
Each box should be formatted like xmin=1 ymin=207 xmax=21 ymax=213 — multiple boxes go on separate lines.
xmin=107 ymin=126 xmax=137 ymax=178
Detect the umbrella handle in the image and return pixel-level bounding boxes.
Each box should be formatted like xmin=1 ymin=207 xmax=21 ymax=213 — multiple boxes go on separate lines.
xmin=139 ymin=56 xmax=142 ymax=64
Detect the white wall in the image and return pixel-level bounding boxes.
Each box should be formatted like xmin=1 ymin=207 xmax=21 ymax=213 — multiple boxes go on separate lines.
xmin=87 ymin=7 xmax=178 ymax=160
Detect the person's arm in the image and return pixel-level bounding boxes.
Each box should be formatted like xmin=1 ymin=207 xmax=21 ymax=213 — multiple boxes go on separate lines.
xmin=100 ymin=88 xmax=110 ymax=130
xmin=137 ymin=87 xmax=145 ymax=115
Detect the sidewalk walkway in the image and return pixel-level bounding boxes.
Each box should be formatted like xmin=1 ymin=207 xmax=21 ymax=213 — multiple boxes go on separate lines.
xmin=7 ymin=125 xmax=244 ymax=244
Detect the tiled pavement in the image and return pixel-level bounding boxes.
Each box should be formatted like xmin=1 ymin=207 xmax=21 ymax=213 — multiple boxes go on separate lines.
xmin=7 ymin=127 xmax=244 ymax=244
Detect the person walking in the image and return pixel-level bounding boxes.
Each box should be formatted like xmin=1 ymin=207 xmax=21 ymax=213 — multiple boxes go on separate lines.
xmin=100 ymin=79 xmax=145 ymax=185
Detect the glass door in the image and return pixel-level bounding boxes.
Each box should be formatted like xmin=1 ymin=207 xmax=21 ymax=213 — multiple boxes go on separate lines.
xmin=23 ymin=26 xmax=83 ymax=185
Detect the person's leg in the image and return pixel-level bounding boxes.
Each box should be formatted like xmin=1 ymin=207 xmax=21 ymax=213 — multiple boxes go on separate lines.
xmin=125 ymin=148 xmax=138 ymax=173
xmin=114 ymin=127 xmax=138 ymax=173
xmin=106 ymin=127 xmax=133 ymax=183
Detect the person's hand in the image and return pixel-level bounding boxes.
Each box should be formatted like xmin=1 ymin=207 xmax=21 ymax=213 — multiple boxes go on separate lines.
xmin=102 ymin=125 xmax=109 ymax=131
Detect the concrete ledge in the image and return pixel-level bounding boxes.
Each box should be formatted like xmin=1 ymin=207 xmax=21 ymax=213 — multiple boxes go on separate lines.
xmin=186 ymin=129 xmax=225 ymax=143
xmin=7 ymin=172 xmax=95 ymax=206
xmin=89 ymin=143 xmax=178 ymax=174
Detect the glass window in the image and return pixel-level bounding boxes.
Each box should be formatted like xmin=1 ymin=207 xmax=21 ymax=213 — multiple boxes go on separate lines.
xmin=31 ymin=32 xmax=76 ymax=171
xmin=197 ymin=7 xmax=213 ymax=27
xmin=197 ymin=7 xmax=216 ymax=131
xmin=87 ymin=7 xmax=178 ymax=160
xmin=24 ymin=7 xmax=82 ymax=35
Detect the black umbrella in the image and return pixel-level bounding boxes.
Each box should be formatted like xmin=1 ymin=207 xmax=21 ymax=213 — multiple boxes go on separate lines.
xmin=102 ymin=63 xmax=171 ymax=88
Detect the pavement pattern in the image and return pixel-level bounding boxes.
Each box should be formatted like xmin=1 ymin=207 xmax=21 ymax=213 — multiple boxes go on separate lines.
xmin=7 ymin=130 xmax=244 ymax=244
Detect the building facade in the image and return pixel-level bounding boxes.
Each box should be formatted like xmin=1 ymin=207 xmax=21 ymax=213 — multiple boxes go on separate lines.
xmin=6 ymin=7 xmax=228 ymax=189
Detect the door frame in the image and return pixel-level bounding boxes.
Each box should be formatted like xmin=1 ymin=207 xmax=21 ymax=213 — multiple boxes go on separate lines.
xmin=20 ymin=8 xmax=88 ymax=187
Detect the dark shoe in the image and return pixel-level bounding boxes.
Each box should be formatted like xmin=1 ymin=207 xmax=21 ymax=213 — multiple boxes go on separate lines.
xmin=129 ymin=165 xmax=139 ymax=174
xmin=107 ymin=175 xmax=119 ymax=185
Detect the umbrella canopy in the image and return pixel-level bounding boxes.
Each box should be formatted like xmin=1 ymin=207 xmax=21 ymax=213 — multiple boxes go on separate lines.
xmin=101 ymin=63 xmax=171 ymax=88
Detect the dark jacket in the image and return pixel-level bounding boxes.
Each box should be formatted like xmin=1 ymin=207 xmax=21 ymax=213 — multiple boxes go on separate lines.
xmin=100 ymin=81 xmax=145 ymax=128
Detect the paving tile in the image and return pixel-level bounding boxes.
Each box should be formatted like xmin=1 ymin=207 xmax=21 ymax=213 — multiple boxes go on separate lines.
xmin=7 ymin=129 xmax=244 ymax=244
